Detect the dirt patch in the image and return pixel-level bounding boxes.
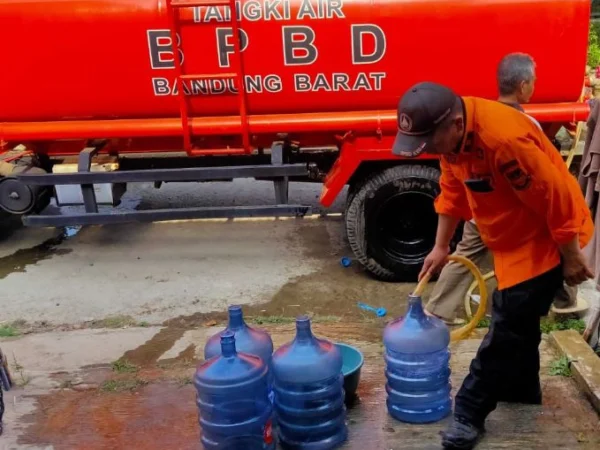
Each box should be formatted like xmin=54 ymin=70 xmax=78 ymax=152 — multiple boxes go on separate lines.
xmin=19 ymin=382 xmax=200 ymax=449
xmin=540 ymin=376 xmax=600 ymax=446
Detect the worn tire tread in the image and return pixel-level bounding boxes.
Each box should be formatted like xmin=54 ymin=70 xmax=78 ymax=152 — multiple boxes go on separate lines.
xmin=345 ymin=164 xmax=441 ymax=282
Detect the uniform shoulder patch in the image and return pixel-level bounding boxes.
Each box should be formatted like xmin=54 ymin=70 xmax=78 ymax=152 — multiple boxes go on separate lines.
xmin=499 ymin=159 xmax=531 ymax=191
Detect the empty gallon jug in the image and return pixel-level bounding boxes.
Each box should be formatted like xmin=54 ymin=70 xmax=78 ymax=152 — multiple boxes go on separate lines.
xmin=204 ymin=305 xmax=274 ymax=366
xmin=272 ymin=316 xmax=348 ymax=449
xmin=195 ymin=331 xmax=274 ymax=449
xmin=204 ymin=305 xmax=274 ymax=397
xmin=383 ymin=294 xmax=452 ymax=423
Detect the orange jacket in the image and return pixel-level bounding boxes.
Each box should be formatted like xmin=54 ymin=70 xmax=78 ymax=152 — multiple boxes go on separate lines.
xmin=435 ymin=97 xmax=593 ymax=290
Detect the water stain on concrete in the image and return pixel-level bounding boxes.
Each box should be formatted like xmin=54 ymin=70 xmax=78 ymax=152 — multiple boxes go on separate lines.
xmin=158 ymin=344 xmax=198 ymax=369
xmin=0 ymin=226 xmax=78 ymax=280
xmin=121 ymin=327 xmax=187 ymax=367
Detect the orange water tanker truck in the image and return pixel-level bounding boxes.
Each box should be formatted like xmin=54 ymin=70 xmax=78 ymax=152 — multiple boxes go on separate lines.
xmin=0 ymin=0 xmax=592 ymax=281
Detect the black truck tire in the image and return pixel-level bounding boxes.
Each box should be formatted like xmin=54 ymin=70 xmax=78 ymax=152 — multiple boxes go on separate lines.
xmin=345 ymin=164 xmax=460 ymax=282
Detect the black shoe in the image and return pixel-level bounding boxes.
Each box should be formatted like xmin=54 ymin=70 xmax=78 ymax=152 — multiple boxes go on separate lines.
xmin=441 ymin=416 xmax=484 ymax=450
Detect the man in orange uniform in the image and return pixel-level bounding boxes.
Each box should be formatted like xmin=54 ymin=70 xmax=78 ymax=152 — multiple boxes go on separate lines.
xmin=425 ymin=53 xmax=585 ymax=325
xmin=392 ymin=81 xmax=594 ymax=449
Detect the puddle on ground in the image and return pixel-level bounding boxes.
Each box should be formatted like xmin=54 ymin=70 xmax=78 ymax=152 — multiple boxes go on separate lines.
xmin=0 ymin=226 xmax=80 ymax=280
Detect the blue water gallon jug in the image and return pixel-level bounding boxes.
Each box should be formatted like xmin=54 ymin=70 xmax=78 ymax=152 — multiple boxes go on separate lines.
xmin=272 ymin=316 xmax=348 ymax=449
xmin=195 ymin=331 xmax=274 ymax=450
xmin=204 ymin=305 xmax=274 ymax=366
xmin=383 ymin=294 xmax=452 ymax=423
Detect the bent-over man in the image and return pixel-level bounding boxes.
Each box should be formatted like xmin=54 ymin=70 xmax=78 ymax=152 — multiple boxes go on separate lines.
xmin=425 ymin=53 xmax=583 ymax=326
xmin=392 ymin=81 xmax=594 ymax=449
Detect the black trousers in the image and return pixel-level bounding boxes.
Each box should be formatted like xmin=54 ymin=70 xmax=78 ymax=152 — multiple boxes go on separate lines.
xmin=453 ymin=264 xmax=564 ymax=427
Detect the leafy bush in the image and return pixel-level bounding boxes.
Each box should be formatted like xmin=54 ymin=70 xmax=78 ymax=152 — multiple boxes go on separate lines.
xmin=588 ymin=22 xmax=600 ymax=68
xmin=540 ymin=317 xmax=586 ymax=334
xmin=549 ymin=356 xmax=572 ymax=377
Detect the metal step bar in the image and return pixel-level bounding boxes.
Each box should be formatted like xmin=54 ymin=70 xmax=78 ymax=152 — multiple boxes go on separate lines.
xmin=22 ymin=205 xmax=311 ymax=227
xmin=16 ymin=142 xmax=311 ymax=227
xmin=16 ymin=164 xmax=308 ymax=185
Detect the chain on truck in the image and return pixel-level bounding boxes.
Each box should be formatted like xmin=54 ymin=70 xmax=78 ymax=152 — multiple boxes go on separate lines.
xmin=0 ymin=0 xmax=592 ymax=281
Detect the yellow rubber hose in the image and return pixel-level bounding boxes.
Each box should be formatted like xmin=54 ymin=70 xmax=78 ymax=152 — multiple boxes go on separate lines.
xmin=412 ymin=254 xmax=489 ymax=342
xmin=447 ymin=255 xmax=488 ymax=341
xmin=464 ymin=270 xmax=495 ymax=320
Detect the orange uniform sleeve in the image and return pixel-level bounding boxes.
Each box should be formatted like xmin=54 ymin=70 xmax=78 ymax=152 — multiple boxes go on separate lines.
xmin=492 ymin=136 xmax=581 ymax=245
xmin=434 ymin=156 xmax=472 ymax=221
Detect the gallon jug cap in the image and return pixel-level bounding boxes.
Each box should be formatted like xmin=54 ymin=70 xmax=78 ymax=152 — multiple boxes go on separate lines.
xmin=227 ymin=305 xmax=245 ymax=329
xmin=220 ymin=330 xmax=237 ymax=357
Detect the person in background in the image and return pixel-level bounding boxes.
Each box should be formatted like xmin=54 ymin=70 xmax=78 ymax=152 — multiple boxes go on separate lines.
xmin=391 ymin=80 xmax=594 ymax=449
xmin=425 ymin=53 xmax=586 ymax=327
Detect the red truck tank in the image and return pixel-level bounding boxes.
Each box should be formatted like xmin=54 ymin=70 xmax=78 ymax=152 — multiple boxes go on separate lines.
xmin=0 ymin=0 xmax=592 ymax=281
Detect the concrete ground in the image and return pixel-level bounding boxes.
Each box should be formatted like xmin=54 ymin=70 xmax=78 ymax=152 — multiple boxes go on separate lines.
xmin=1 ymin=179 xmax=600 ymax=449
xmin=2 ymin=325 xmax=600 ymax=449
xmin=0 ymin=180 xmax=362 ymax=327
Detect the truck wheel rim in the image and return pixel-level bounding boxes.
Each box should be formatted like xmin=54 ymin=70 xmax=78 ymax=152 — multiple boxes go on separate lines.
xmin=370 ymin=191 xmax=436 ymax=264
xmin=0 ymin=178 xmax=35 ymax=214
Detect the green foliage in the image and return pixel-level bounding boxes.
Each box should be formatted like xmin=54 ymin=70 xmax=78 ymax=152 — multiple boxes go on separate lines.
xmin=0 ymin=325 xmax=20 ymax=337
xmin=101 ymin=378 xmax=148 ymax=392
xmin=588 ymin=22 xmax=600 ymax=68
xmin=549 ymin=356 xmax=572 ymax=377
xmin=111 ymin=358 xmax=138 ymax=373
xmin=540 ymin=317 xmax=586 ymax=334
xmin=476 ymin=317 xmax=491 ymax=328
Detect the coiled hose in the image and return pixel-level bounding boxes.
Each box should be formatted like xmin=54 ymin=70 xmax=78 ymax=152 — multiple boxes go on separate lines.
xmin=412 ymin=254 xmax=489 ymax=342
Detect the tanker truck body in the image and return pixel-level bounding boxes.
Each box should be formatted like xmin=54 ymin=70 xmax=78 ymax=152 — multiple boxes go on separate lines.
xmin=0 ymin=0 xmax=591 ymax=281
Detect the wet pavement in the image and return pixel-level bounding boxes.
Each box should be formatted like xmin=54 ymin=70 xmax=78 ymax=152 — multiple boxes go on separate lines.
xmin=2 ymin=180 xmax=600 ymax=448
xmin=2 ymin=324 xmax=599 ymax=449
xmin=0 ymin=179 xmax=422 ymax=330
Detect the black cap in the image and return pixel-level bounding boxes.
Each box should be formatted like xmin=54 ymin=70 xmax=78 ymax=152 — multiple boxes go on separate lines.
xmin=392 ymin=82 xmax=459 ymax=157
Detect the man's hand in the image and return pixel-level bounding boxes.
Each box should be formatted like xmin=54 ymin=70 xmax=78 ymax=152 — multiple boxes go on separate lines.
xmin=558 ymin=236 xmax=594 ymax=286
xmin=562 ymin=250 xmax=594 ymax=286
xmin=419 ymin=245 xmax=450 ymax=281
xmin=418 ymin=214 xmax=459 ymax=281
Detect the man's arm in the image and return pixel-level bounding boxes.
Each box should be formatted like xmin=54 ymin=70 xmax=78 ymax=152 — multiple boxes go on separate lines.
xmin=434 ymin=214 xmax=461 ymax=251
xmin=419 ymin=157 xmax=470 ymax=280
xmin=492 ymin=136 xmax=593 ymax=285
xmin=434 ymin=156 xmax=472 ymax=222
